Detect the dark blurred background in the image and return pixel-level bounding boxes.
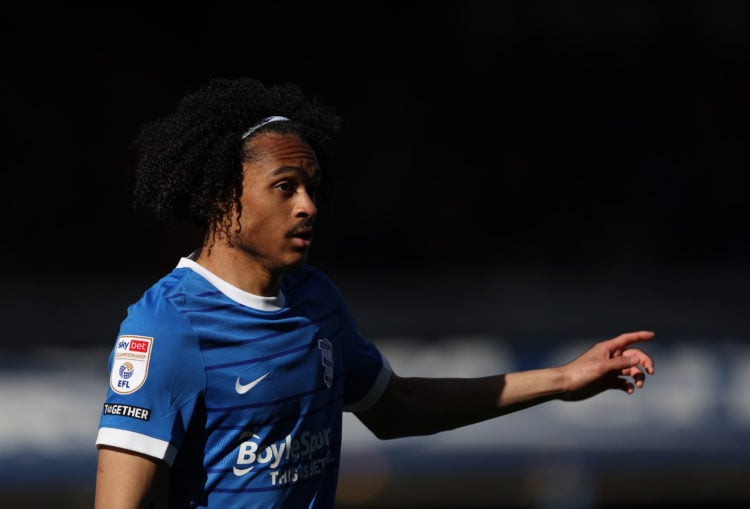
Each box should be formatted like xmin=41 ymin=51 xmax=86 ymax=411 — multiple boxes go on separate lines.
xmin=1 ymin=3 xmax=749 ymax=508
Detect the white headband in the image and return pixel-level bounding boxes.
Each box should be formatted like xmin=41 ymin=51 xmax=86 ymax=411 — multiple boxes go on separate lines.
xmin=240 ymin=115 xmax=291 ymax=140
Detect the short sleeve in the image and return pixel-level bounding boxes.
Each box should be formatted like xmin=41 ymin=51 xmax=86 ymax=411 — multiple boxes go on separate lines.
xmin=95 ymin=287 xmax=205 ymax=465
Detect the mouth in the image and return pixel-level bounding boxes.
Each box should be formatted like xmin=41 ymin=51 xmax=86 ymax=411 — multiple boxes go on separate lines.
xmin=288 ymin=227 xmax=313 ymax=248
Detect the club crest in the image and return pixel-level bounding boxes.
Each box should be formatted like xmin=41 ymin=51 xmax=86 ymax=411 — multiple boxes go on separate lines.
xmin=318 ymin=338 xmax=334 ymax=388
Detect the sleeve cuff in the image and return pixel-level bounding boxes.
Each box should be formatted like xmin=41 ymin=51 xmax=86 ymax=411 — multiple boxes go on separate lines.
xmin=96 ymin=427 xmax=178 ymax=466
xmin=344 ymin=355 xmax=392 ymax=413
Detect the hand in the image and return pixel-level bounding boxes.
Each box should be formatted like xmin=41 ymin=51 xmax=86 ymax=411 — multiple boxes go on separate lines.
xmin=560 ymin=330 xmax=655 ymax=401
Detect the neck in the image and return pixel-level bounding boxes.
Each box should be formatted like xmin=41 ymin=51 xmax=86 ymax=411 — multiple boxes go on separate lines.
xmin=195 ymin=245 xmax=282 ymax=297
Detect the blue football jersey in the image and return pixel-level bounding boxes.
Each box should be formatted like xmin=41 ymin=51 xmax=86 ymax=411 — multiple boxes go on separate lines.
xmin=96 ymin=256 xmax=391 ymax=508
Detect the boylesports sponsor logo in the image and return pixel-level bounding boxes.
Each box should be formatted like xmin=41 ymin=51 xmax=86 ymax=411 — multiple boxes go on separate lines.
xmin=233 ymin=427 xmax=334 ymax=486
xmin=102 ymin=403 xmax=151 ymax=421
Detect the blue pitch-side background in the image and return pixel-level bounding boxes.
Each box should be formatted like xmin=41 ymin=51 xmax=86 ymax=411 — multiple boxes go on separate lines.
xmin=1 ymin=268 xmax=749 ymax=507
xmin=1 ymin=337 xmax=749 ymax=505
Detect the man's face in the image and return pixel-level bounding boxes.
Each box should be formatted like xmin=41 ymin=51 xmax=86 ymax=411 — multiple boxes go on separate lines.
xmin=231 ymin=132 xmax=321 ymax=274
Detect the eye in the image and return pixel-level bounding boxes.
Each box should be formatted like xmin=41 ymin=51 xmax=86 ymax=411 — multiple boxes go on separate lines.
xmin=275 ymin=181 xmax=296 ymax=194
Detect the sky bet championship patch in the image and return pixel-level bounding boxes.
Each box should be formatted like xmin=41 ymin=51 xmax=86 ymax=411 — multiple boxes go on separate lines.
xmin=110 ymin=335 xmax=153 ymax=394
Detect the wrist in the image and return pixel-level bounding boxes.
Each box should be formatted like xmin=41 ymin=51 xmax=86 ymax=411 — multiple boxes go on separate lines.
xmin=550 ymin=366 xmax=572 ymax=400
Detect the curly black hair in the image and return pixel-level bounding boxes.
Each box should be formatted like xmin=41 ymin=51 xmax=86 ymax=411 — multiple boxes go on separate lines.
xmin=131 ymin=77 xmax=342 ymax=239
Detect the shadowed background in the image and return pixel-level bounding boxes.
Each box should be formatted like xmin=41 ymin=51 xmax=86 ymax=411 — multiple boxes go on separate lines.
xmin=1 ymin=3 xmax=749 ymax=508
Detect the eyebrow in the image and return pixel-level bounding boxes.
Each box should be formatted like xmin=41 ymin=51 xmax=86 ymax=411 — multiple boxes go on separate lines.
xmin=270 ymin=165 xmax=321 ymax=182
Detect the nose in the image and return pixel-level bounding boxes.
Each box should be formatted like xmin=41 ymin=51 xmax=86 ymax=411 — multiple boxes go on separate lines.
xmin=295 ymin=188 xmax=317 ymax=218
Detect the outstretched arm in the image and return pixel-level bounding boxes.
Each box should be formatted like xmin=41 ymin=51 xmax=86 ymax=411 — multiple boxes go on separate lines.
xmin=356 ymin=330 xmax=655 ymax=439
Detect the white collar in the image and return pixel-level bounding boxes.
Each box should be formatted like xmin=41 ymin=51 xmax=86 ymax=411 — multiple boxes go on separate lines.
xmin=176 ymin=254 xmax=286 ymax=311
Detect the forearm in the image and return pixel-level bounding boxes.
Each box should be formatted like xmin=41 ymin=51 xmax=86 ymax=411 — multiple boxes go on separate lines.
xmin=358 ymin=368 xmax=567 ymax=439
xmin=497 ymin=367 xmax=568 ymax=407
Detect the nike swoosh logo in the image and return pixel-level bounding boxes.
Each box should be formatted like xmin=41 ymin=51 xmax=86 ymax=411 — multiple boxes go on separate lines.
xmin=235 ymin=371 xmax=270 ymax=394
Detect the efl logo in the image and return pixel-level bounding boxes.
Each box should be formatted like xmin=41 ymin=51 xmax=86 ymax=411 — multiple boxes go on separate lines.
xmin=111 ymin=335 xmax=153 ymax=394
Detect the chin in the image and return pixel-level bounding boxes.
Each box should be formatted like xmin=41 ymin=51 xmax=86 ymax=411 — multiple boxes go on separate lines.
xmin=282 ymin=253 xmax=309 ymax=271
